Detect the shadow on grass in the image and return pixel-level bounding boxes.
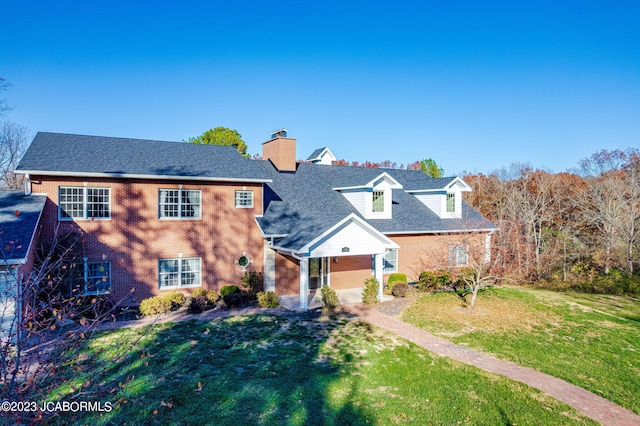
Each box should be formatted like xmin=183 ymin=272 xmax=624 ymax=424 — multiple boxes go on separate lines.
xmin=47 ymin=311 xmax=373 ymax=425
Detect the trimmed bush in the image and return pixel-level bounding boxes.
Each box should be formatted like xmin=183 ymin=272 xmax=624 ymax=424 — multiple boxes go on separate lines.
xmin=191 ymin=288 xmax=218 ymax=305
xmin=388 ymin=273 xmax=407 ymax=284
xmin=321 ymin=286 xmax=340 ymax=310
xmin=391 ymin=283 xmax=408 ymax=298
xmin=257 ymin=291 xmax=279 ymax=308
xmin=417 ymin=270 xmax=453 ymax=292
xmin=220 ymin=285 xmax=240 ymax=297
xmin=188 ymin=295 xmax=209 ymax=313
xmin=139 ymin=296 xmax=173 ymax=316
xmin=387 ymin=273 xmax=408 ymax=293
xmin=223 ymin=293 xmax=243 ymax=308
xmin=362 ymin=278 xmax=380 ymax=305
xmin=241 ymin=271 xmax=264 ymax=295
xmin=163 ymin=292 xmax=186 ymax=309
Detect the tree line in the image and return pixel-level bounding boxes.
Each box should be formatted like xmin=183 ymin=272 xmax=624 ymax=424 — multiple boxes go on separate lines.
xmin=463 ymin=149 xmax=640 ymax=293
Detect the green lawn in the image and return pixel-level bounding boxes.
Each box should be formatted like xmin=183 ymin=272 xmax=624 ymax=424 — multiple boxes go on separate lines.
xmin=403 ymin=286 xmax=640 ymax=415
xmin=43 ymin=312 xmax=595 ymax=425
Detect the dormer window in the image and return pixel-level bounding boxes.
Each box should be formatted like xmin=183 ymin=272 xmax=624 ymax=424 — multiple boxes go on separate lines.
xmin=446 ymin=193 xmax=455 ymax=213
xmin=372 ymin=191 xmax=384 ymax=212
xmin=333 ymin=172 xmax=402 ymax=220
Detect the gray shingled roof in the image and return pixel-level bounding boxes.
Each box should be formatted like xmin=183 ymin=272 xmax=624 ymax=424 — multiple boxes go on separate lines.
xmin=0 ymin=191 xmax=46 ymax=262
xmin=257 ymin=163 xmax=496 ymax=251
xmin=306 ymin=147 xmax=328 ymax=161
xmin=16 ymin=132 xmax=271 ymax=182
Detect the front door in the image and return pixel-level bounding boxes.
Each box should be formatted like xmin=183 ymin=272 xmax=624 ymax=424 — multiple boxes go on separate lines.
xmin=308 ymin=257 xmax=329 ymax=290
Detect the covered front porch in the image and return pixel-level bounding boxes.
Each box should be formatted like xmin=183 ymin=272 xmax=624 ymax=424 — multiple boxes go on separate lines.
xmin=268 ymin=214 xmax=399 ymax=311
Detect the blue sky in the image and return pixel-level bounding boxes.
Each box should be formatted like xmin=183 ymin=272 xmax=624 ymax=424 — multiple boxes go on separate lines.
xmin=2 ymin=1 xmax=639 ymax=175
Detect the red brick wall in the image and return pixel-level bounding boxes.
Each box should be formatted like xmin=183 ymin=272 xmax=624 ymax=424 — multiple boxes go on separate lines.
xmin=274 ymin=253 xmax=299 ymax=295
xmin=385 ymin=233 xmax=488 ymax=283
xmin=330 ymin=255 xmax=372 ymax=290
xmin=30 ymin=176 xmax=264 ymax=304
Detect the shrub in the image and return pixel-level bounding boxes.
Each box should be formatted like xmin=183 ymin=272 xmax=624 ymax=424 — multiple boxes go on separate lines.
xmin=139 ymin=296 xmax=173 ymax=316
xmin=223 ymin=293 xmax=243 ymax=308
xmin=417 ymin=270 xmax=452 ymax=292
xmin=241 ymin=271 xmax=264 ymax=295
xmin=321 ymin=286 xmax=340 ymax=310
xmin=163 ymin=291 xmax=186 ymax=309
xmin=188 ymin=295 xmax=209 ymax=313
xmin=220 ymin=285 xmax=240 ymax=297
xmin=387 ymin=273 xmax=408 ymax=293
xmin=191 ymin=288 xmax=218 ymax=304
xmin=362 ymin=278 xmax=380 ymax=305
xmin=391 ymin=283 xmax=408 ymax=298
xmin=257 ymin=291 xmax=279 ymax=308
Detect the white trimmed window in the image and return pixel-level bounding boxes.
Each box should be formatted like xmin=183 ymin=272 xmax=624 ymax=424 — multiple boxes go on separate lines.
xmin=59 ymin=187 xmax=111 ymax=220
xmin=81 ymin=261 xmax=112 ymax=295
xmin=159 ymin=189 xmax=201 ymax=219
xmin=383 ymin=249 xmax=398 ymax=273
xmin=448 ymin=245 xmax=468 ymax=267
xmin=159 ymin=257 xmax=202 ymax=289
xmin=372 ymin=191 xmax=384 ymax=213
xmin=446 ymin=193 xmax=456 ymax=213
xmin=235 ymin=190 xmax=254 ymax=208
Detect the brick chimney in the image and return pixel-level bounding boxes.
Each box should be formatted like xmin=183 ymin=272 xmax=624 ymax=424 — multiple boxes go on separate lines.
xmin=262 ymin=129 xmax=297 ymax=172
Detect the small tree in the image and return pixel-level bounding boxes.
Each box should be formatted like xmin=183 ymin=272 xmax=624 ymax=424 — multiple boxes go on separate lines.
xmin=362 ymin=278 xmax=380 ymax=305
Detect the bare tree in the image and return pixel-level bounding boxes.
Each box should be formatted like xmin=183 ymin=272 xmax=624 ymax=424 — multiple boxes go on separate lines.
xmin=0 ymin=121 xmax=29 ymax=189
xmin=0 ymin=225 xmax=136 ymax=422
xmin=0 ymin=77 xmax=12 ymax=117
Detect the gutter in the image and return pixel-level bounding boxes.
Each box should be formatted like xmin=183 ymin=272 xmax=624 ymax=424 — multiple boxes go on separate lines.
xmin=15 ymin=170 xmax=272 ymax=184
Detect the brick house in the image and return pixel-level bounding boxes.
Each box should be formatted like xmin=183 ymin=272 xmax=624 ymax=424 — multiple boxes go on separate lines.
xmin=14 ymin=130 xmax=496 ymax=310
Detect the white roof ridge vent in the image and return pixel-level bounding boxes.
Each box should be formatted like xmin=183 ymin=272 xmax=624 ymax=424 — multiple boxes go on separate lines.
xmin=270 ymin=128 xmax=288 ymax=139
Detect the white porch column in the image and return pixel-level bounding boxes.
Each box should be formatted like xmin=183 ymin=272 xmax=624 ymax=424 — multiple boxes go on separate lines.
xmin=374 ymin=253 xmax=384 ymax=301
xmin=263 ymin=241 xmax=276 ymax=292
xmin=299 ymin=257 xmax=309 ymax=311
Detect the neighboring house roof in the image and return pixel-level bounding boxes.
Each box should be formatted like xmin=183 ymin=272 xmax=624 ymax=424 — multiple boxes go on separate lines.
xmin=306 ymin=147 xmax=337 ymax=165
xmin=257 ymin=162 xmax=497 ymax=252
xmin=15 ymin=132 xmax=271 ymax=183
xmin=0 ymin=191 xmax=46 ymax=263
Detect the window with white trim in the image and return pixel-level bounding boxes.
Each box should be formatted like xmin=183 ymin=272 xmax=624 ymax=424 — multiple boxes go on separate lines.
xmin=159 ymin=257 xmax=202 ymax=289
xmin=159 ymin=189 xmax=201 ymax=219
xmin=235 ymin=190 xmax=254 ymax=208
xmin=448 ymin=245 xmax=468 ymax=267
xmin=383 ymin=249 xmax=398 ymax=273
xmin=446 ymin=193 xmax=456 ymax=213
xmin=59 ymin=187 xmax=111 ymax=220
xmin=372 ymin=191 xmax=384 ymax=213
xmin=81 ymin=261 xmax=112 ymax=295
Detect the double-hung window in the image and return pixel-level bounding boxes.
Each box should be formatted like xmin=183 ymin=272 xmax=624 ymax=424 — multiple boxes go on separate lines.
xmin=372 ymin=191 xmax=385 ymax=213
xmin=235 ymin=190 xmax=254 ymax=208
xmin=383 ymin=249 xmax=398 ymax=273
xmin=159 ymin=189 xmax=201 ymax=219
xmin=159 ymin=257 xmax=202 ymax=289
xmin=446 ymin=193 xmax=456 ymax=213
xmin=81 ymin=261 xmax=111 ymax=295
xmin=59 ymin=187 xmax=110 ymax=220
xmin=448 ymin=245 xmax=468 ymax=267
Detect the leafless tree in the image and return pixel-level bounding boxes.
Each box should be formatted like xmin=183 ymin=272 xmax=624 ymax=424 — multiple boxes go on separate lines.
xmin=0 ymin=225 xmax=137 ymax=422
xmin=0 ymin=121 xmax=29 ymax=189
xmin=0 ymin=77 xmax=13 ymax=117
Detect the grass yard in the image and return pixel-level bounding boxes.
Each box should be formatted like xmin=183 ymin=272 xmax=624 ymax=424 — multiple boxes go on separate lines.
xmin=403 ymin=286 xmax=640 ymax=415
xmin=41 ymin=312 xmax=596 ymax=425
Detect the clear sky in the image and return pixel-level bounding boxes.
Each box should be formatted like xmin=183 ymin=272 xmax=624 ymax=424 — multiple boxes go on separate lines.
xmin=2 ymin=1 xmax=639 ymax=175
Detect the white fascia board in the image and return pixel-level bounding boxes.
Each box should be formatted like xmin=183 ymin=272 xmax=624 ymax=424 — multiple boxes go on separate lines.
xmin=406 ymin=188 xmax=446 ymax=194
xmin=445 ymin=177 xmax=472 ymax=192
xmin=15 ymin=170 xmax=272 ymax=184
xmin=383 ymin=227 xmax=499 ymax=235
xmin=368 ymin=172 xmax=403 ymax=189
xmin=299 ymin=213 xmax=399 ymax=253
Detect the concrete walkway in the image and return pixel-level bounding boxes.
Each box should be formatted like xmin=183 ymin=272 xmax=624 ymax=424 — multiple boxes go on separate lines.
xmin=343 ymin=304 xmax=640 ymax=426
